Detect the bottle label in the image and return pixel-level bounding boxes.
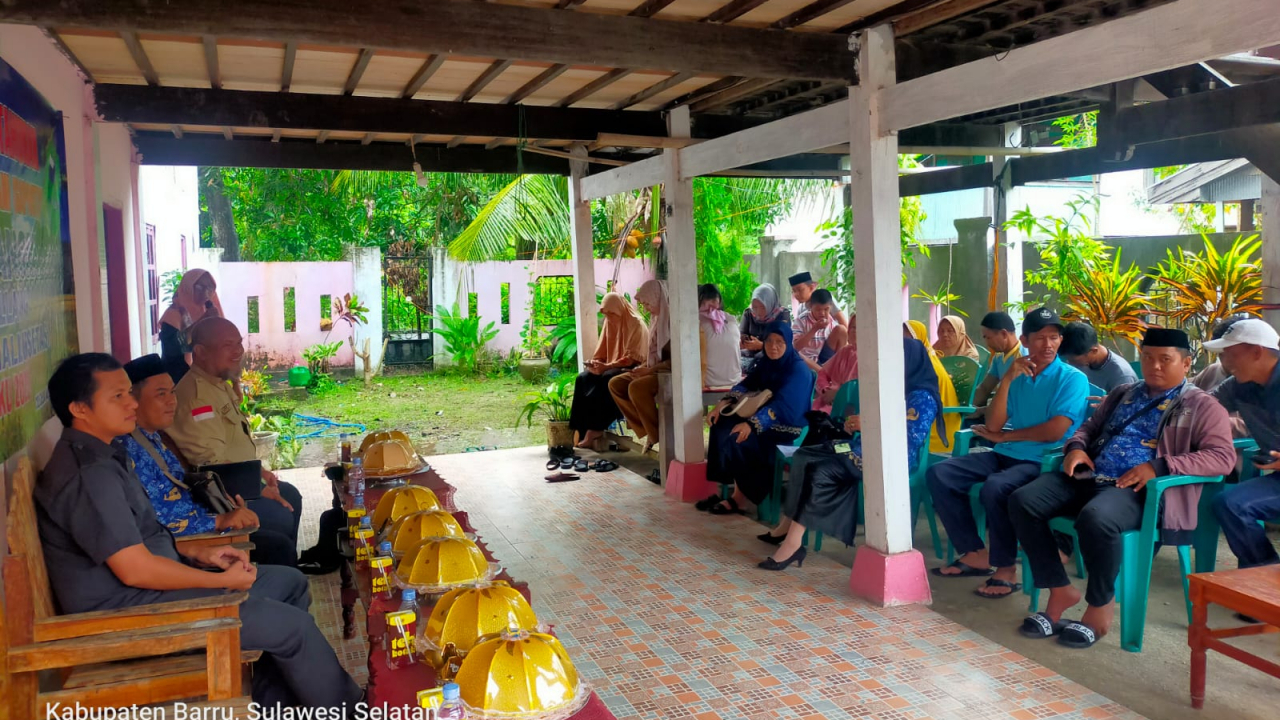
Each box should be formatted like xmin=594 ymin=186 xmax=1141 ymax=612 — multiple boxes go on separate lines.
xmin=354 ymin=529 xmax=376 ymax=561
xmin=386 ymin=610 xmax=417 ymax=664
xmin=370 ymin=556 xmax=393 ymax=595
xmin=347 ymin=507 xmax=366 ymax=519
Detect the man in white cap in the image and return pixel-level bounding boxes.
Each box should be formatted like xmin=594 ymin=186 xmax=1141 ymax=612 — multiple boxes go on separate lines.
xmin=1207 ymin=318 xmax=1280 ymax=574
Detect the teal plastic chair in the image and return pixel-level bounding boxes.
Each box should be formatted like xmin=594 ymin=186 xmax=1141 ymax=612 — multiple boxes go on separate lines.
xmin=975 ymin=345 xmax=991 ymax=369
xmin=1129 ymin=360 xmax=1143 ymax=379
xmin=939 ymin=356 xmax=981 ymax=407
xmin=763 ymin=374 xmax=817 ymax=525
xmin=805 ymin=411 xmax=941 ymax=558
xmin=1020 ymin=472 xmax=1225 ymax=652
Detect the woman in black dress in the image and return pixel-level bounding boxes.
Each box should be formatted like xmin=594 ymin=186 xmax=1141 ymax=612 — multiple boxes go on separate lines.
xmin=568 ymin=292 xmax=648 ymax=448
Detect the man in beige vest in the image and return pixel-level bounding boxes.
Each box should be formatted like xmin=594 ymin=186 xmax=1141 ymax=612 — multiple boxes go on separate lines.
xmin=167 ymin=317 xmax=303 ymax=547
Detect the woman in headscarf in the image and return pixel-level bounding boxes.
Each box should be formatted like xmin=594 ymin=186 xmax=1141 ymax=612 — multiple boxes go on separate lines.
xmin=699 ymin=284 xmax=742 ymax=389
xmin=569 ymin=292 xmax=648 ymax=448
xmin=739 ymin=283 xmax=791 ymax=374
xmin=698 ymin=322 xmax=815 ymax=516
xmin=907 ymin=320 xmax=961 ymax=453
xmin=159 ymin=268 xmax=224 ymax=382
xmin=756 ymin=337 xmax=942 ymax=569
xmin=934 ymin=315 xmax=981 ymax=362
xmin=813 ymin=314 xmax=858 ymax=414
xmin=608 ymin=279 xmax=669 ymax=453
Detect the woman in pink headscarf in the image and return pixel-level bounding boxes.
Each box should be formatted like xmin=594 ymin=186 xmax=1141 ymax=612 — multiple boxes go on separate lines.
xmin=609 ymin=279 xmax=669 ymax=453
xmin=159 ymin=268 xmax=224 ymax=382
xmin=812 ymin=314 xmax=858 ymax=414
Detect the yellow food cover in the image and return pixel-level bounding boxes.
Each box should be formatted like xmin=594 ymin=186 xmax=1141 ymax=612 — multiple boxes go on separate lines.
xmin=364 ymin=439 xmax=421 ymax=476
xmin=373 ymin=485 xmax=442 ymax=531
xmin=425 ymin=582 xmax=538 ymax=659
xmin=389 ymin=510 xmax=466 ymax=554
xmin=359 ymin=429 xmax=414 ymax=453
xmin=456 ymin=629 xmax=583 ymax=718
xmin=396 ymin=537 xmax=488 ymax=587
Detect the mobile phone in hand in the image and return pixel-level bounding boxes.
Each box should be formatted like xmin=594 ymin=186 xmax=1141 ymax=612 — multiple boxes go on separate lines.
xmin=1252 ymin=452 xmax=1275 ymax=467
xmin=1072 ymin=467 xmax=1095 ymax=481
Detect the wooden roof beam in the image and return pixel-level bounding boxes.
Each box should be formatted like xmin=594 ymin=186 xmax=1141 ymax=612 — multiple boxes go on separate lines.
xmin=688 ymin=78 xmax=778 ymax=113
xmin=94 ymin=85 xmax=669 ymax=141
xmin=504 ymin=64 xmax=569 ymax=105
xmin=202 ymin=35 xmax=221 ymax=89
xmin=891 ymin=0 xmax=1006 ymax=37
xmin=702 ymin=0 xmax=772 ymax=24
xmin=120 ymin=31 xmax=158 ymax=85
xmin=42 ymin=28 xmax=94 ymax=82
xmin=612 ymin=72 xmax=695 ymax=110
xmin=629 ymin=0 xmax=679 ymax=17
xmin=1 ymin=0 xmax=855 ymax=80
xmin=343 ymin=48 xmax=375 ymax=95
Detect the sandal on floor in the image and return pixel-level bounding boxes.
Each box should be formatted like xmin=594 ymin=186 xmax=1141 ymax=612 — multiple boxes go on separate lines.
xmin=931 ymin=560 xmax=995 ymax=578
xmin=695 ymin=494 xmax=722 ymax=511
xmin=708 ymin=498 xmax=742 ymax=515
xmin=574 ymin=459 xmax=590 ymax=472
xmin=1019 ymin=612 xmax=1068 ymax=639
xmin=1058 ymin=622 xmax=1102 ymax=649
xmin=974 ymin=578 xmax=1022 ymax=599
xmin=560 ymin=458 xmax=576 ymax=470
xmin=546 ymin=459 xmax=561 ymax=471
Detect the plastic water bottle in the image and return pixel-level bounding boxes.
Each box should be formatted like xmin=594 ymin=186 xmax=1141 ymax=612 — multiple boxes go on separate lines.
xmin=340 ymin=433 xmax=352 ymax=462
xmin=349 ymin=457 xmax=365 ymax=495
xmin=354 ymin=515 xmax=375 ymax=570
xmin=437 ymin=682 xmax=467 ymax=719
xmin=370 ymin=541 xmax=395 ymax=600
xmin=399 ymin=588 xmax=417 ymax=613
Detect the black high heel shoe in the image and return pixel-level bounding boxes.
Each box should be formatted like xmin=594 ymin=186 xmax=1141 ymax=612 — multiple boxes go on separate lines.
xmin=757 ymin=531 xmax=785 ymax=546
xmin=758 ymin=546 xmax=806 ymax=571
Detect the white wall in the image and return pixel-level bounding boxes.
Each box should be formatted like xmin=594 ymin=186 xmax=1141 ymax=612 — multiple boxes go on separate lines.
xmin=138 ymin=166 xmax=200 ymax=352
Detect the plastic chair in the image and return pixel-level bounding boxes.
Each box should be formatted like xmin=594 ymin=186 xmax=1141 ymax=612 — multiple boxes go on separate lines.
xmin=1020 ymin=473 xmax=1225 ymax=652
xmin=763 ymin=375 xmax=817 ymax=525
xmin=975 ymin=345 xmax=991 ymax=369
xmin=1129 ymin=360 xmax=1143 ymax=379
xmin=939 ymin=356 xmax=981 ymax=407
xmin=831 ymin=379 xmax=859 ymax=419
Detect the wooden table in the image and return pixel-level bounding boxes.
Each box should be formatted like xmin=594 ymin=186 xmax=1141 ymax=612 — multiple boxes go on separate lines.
xmin=1188 ymin=565 xmax=1280 ymax=709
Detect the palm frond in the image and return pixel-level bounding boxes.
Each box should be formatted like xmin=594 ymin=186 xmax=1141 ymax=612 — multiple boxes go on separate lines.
xmin=447 ymin=175 xmax=570 ymax=262
xmin=1064 ymin=253 xmax=1153 ymax=348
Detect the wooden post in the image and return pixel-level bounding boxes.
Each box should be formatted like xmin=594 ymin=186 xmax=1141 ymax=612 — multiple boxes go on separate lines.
xmin=992 ymin=122 xmax=1023 ymax=322
xmin=847 ymin=24 xmax=930 ymax=606
xmin=1262 ymin=174 xmax=1280 ymax=329
xmin=569 ymin=145 xmax=598 ymax=370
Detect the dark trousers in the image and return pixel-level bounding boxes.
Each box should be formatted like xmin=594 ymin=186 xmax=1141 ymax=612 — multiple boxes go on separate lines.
xmin=926 ymin=451 xmax=1040 ymax=567
xmin=247 ymin=480 xmax=303 ymax=566
xmin=1009 ymin=472 xmax=1143 ymax=606
xmin=1213 ymin=475 xmax=1280 ymax=568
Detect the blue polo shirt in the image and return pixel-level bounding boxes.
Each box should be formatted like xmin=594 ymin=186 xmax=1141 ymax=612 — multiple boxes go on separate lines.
xmin=987 ymin=342 xmax=1029 ymax=381
xmin=994 ymin=357 xmax=1090 ymax=462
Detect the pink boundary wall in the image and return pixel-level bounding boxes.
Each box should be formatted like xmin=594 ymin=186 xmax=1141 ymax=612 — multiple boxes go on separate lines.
xmin=446 ymin=258 xmax=655 ymax=354
xmin=212 ymin=262 xmax=357 ymax=369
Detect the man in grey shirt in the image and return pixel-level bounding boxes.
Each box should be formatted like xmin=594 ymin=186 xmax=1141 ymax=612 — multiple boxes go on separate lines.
xmin=36 ymin=353 xmax=362 ymax=709
xmin=1061 ymin=322 xmax=1138 ymax=392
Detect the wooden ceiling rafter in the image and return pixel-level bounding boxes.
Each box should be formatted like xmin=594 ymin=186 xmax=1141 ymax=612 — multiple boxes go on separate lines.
xmin=402 ymin=54 xmax=444 ymax=98
xmin=202 ymin=35 xmax=221 ymax=89
xmin=739 ymin=81 xmax=846 ymax=114
xmin=612 ymin=71 xmax=695 ymax=110
xmin=41 ymin=28 xmax=94 ymax=82
xmin=446 ymin=137 xmax=466 ymax=148
xmin=281 ymin=41 xmax=296 ymax=92
xmin=458 ymin=59 xmax=513 ymax=102
xmin=119 ymin=30 xmax=159 ymax=85
xmin=343 ymin=48 xmax=375 ymax=95
xmin=772 ymin=0 xmax=858 ymax=30
xmin=891 ymin=0 xmax=1008 ymax=36
xmin=701 ymin=0 xmax=772 ymax=24
xmin=504 ymin=64 xmax=569 ymax=104
xmin=316 ymin=130 xmax=331 ymax=143
xmin=555 ymin=68 xmax=633 ymax=108
xmin=628 ymin=0 xmax=680 ymax=17
xmin=221 ymin=127 xmax=234 ymax=140
xmin=689 ymin=78 xmax=779 ymax=113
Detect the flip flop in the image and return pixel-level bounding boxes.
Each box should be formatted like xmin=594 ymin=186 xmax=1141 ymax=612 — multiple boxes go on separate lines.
xmin=598 ymin=460 xmax=618 ymax=472
xmin=574 ymin=459 xmax=590 ymax=472
xmin=974 ymin=577 xmax=1022 ymax=599
xmin=931 ymin=560 xmax=995 ymax=578
xmin=545 ymin=473 xmax=580 ymax=483
xmin=695 ymin=494 xmax=722 ymax=511
xmin=546 ymin=459 xmax=561 ymax=471
xmin=1058 ymin=622 xmax=1102 ymax=649
xmin=1019 ymin=612 xmax=1068 ymax=639
xmin=708 ymin=497 xmax=742 ymax=515
xmin=560 ymin=458 xmax=576 ymax=470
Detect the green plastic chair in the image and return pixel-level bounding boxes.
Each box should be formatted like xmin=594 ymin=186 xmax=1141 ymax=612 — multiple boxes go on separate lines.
xmin=975 ymin=345 xmax=991 ymax=369
xmin=831 ymin=379 xmax=860 ymax=418
xmin=939 ymin=356 xmax=981 ymax=407
xmin=1020 ymin=471 xmax=1225 ymax=652
xmin=1129 ymin=360 xmax=1143 ymax=379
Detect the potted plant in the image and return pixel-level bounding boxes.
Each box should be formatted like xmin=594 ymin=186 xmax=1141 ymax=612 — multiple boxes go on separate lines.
xmin=514 ymin=376 xmax=575 ymax=449
xmin=248 ymin=413 xmax=280 ymax=466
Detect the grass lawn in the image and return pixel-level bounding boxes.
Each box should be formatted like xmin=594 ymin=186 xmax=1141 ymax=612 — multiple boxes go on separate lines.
xmin=260 ymin=372 xmax=547 ymax=465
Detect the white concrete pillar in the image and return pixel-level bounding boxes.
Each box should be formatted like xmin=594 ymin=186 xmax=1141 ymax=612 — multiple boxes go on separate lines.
xmin=993 ymin=122 xmax=1024 ymax=321
xmin=1262 ymin=174 xmax=1280 ymax=329
xmin=847 ymin=24 xmax=931 ymax=606
xmin=347 ymin=246 xmax=384 ymax=374
xmin=663 ymin=106 xmax=705 ymax=467
xmin=568 ymin=146 xmax=599 ymax=370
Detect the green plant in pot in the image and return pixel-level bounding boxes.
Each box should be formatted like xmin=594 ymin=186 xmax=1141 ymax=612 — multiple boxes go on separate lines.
xmin=514 ymin=375 xmax=575 ymax=449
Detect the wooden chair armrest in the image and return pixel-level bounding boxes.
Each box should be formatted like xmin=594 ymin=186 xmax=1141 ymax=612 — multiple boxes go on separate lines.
xmin=14 ymin=617 xmax=241 ymax=673
xmin=176 ymin=526 xmax=258 ymax=548
xmin=34 ymin=592 xmax=248 ymax=643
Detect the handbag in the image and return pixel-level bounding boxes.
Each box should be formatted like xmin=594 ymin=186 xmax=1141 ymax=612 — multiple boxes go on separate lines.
xmin=725 ymin=390 xmax=772 ymax=418
xmin=131 ymin=429 xmax=238 ymax=515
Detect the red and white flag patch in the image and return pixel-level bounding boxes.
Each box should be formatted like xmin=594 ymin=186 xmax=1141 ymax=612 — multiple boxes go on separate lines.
xmin=192 ymin=405 xmax=216 ymax=422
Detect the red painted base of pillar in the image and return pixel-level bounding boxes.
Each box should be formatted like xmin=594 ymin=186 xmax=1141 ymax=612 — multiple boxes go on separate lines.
xmin=664 ymin=460 xmax=715 ymax=502
xmin=848 ymin=546 xmax=932 ymax=607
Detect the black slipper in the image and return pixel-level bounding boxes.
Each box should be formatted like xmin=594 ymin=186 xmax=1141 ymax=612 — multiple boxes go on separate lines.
xmin=1019 ymin=612 xmax=1067 ymax=639
xmin=758 ymin=532 xmax=785 ymax=546
xmin=645 ymin=469 xmax=661 ymax=484
xmin=974 ymin=577 xmax=1022 ymax=599
xmin=560 ymin=458 xmax=575 ymax=470
xmin=1058 ymin=622 xmax=1101 ymax=649
xmin=545 ymin=473 xmax=580 ymax=483
xmin=695 ymin=494 xmax=722 ymax=511
xmin=708 ymin=497 xmax=742 ymax=515
xmin=546 ymin=459 xmax=561 ymax=471
xmin=574 ymin=459 xmax=590 ymax=472
xmin=931 ymin=560 xmax=995 ymax=578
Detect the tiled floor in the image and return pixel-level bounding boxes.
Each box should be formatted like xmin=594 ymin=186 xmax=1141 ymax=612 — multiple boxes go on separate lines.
xmin=281 ymin=449 xmax=1143 ymax=720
